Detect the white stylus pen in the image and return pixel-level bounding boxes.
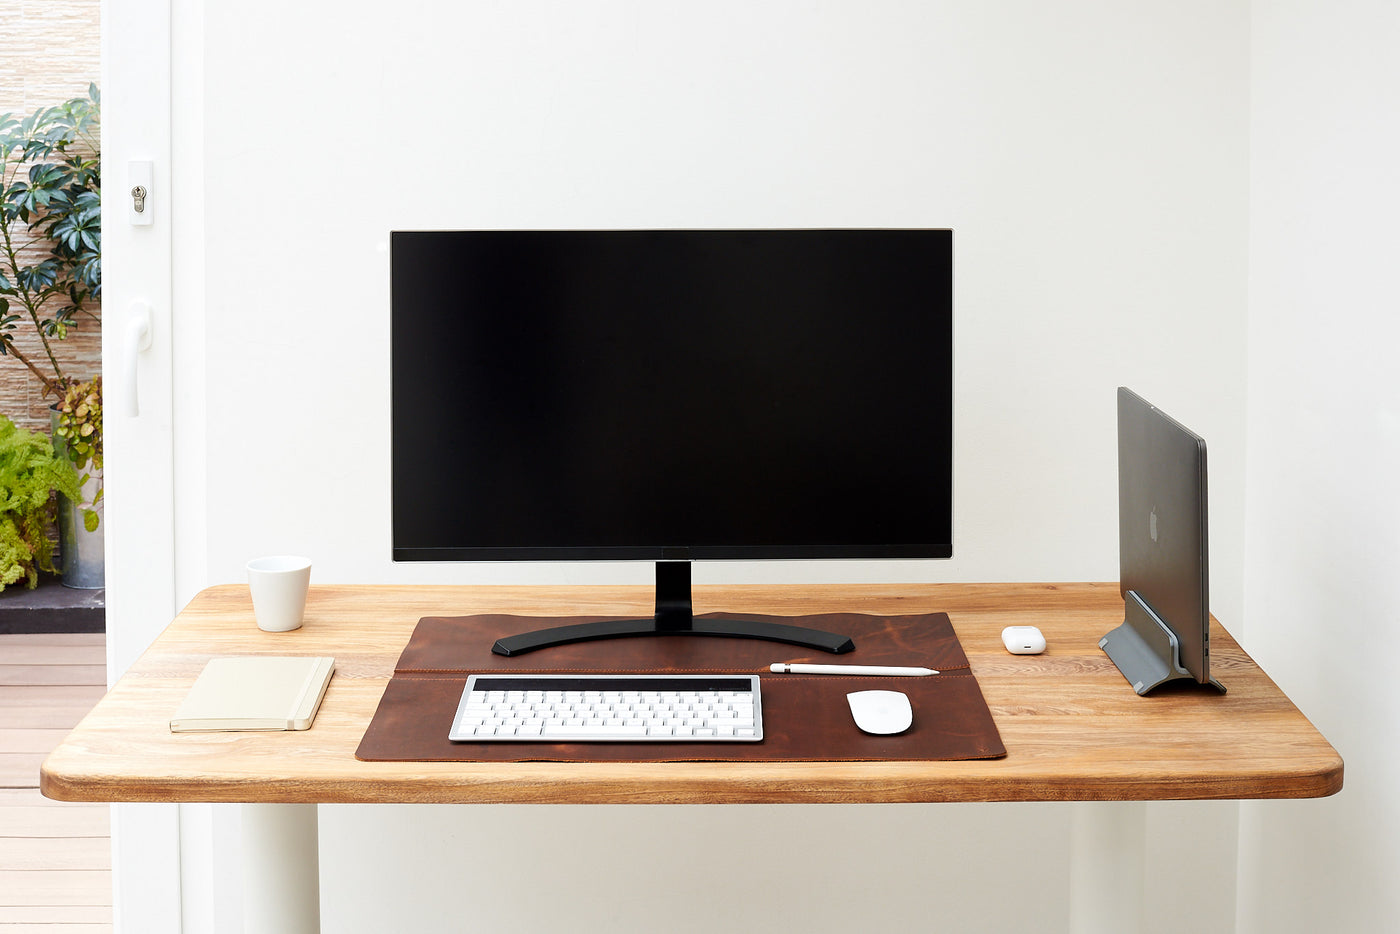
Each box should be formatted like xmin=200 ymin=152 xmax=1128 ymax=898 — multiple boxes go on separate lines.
xmin=769 ymin=663 xmax=939 ymax=676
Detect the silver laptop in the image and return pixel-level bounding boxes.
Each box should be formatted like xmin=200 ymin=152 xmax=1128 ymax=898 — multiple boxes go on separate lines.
xmin=1104 ymin=387 xmax=1224 ymax=694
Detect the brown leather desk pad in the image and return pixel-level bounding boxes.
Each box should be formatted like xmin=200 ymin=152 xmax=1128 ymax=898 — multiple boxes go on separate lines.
xmin=356 ymin=612 xmax=1006 ymax=763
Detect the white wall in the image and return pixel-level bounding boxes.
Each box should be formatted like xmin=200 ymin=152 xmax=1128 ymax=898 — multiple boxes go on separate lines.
xmin=159 ymin=2 xmax=1252 ymax=931
xmin=193 ymin=0 xmax=1250 ymax=602
xmin=1238 ymin=1 xmax=1400 ymax=930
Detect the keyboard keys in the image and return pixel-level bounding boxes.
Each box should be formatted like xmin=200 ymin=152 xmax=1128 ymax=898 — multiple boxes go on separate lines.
xmin=449 ymin=675 xmax=763 ymax=743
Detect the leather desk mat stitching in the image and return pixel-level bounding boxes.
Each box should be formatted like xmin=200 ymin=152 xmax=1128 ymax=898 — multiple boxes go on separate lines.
xmin=356 ymin=612 xmax=1006 ymax=763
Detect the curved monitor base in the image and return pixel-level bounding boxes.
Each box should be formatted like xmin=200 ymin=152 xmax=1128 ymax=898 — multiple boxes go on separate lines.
xmin=492 ymin=616 xmax=855 ymax=657
xmin=490 ymin=560 xmax=856 ymax=657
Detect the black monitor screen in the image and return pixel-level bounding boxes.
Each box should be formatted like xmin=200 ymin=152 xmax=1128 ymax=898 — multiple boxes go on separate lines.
xmin=392 ymin=229 xmax=953 ymax=564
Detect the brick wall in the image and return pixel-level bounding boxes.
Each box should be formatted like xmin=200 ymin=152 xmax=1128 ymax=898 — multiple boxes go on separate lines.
xmin=0 ymin=0 xmax=102 ymax=435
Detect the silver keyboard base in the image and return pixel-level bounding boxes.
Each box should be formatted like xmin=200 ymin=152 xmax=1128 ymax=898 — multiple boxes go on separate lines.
xmin=448 ymin=674 xmax=763 ymax=742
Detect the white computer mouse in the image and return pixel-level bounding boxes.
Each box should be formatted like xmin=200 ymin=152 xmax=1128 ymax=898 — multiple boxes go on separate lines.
xmin=846 ymin=690 xmax=913 ymax=735
xmin=1002 ymin=625 xmax=1046 ymax=655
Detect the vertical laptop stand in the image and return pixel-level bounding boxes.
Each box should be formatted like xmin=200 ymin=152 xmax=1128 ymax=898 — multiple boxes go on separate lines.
xmin=1100 ymin=590 xmax=1226 ymax=695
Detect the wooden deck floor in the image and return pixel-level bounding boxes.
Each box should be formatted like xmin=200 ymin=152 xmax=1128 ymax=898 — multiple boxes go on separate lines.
xmin=0 ymin=632 xmax=111 ymax=932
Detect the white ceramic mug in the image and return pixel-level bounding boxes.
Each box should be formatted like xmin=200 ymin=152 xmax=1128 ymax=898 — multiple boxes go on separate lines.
xmin=246 ymin=555 xmax=312 ymax=632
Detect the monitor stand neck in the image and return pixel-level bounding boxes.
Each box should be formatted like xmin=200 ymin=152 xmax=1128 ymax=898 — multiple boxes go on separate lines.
xmin=654 ymin=559 xmax=694 ymax=633
xmin=490 ymin=561 xmax=856 ymax=657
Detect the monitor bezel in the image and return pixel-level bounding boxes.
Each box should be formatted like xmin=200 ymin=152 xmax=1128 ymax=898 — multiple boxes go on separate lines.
xmin=390 ymin=227 xmax=955 ymax=567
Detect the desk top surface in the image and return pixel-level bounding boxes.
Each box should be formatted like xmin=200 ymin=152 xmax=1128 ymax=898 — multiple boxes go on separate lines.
xmin=40 ymin=582 xmax=1343 ymax=804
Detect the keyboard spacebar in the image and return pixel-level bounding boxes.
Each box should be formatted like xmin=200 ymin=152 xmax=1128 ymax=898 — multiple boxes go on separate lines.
xmin=547 ymin=724 xmax=650 ymax=737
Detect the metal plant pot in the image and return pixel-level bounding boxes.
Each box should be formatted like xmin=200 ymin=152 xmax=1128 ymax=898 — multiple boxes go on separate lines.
xmin=57 ymin=469 xmax=104 ymax=589
xmin=50 ymin=410 xmax=104 ymax=590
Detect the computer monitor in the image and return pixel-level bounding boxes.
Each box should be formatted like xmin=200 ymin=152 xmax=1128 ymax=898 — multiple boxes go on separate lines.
xmin=1101 ymin=387 xmax=1225 ymax=694
xmin=391 ymin=229 xmax=954 ymax=655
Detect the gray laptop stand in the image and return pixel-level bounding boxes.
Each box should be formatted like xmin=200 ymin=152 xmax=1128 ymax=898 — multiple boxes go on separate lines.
xmin=1100 ymin=590 xmax=1226 ymax=696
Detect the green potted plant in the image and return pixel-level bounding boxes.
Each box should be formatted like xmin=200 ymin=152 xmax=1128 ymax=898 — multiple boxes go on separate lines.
xmin=0 ymin=86 xmax=102 ymax=585
xmin=0 ymin=414 xmax=86 ymax=592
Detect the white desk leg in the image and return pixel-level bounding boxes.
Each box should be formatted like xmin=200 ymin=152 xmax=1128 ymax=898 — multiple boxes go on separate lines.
xmin=1068 ymin=801 xmax=1146 ymax=934
xmin=241 ymin=803 xmax=320 ymax=934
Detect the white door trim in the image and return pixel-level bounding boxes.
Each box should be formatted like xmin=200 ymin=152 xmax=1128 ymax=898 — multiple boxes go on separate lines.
xmin=102 ymin=0 xmax=180 ymax=929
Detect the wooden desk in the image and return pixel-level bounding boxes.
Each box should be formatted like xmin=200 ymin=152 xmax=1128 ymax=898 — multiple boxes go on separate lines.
xmin=40 ymin=583 xmax=1342 ymax=932
xmin=41 ymin=581 xmax=1342 ymax=804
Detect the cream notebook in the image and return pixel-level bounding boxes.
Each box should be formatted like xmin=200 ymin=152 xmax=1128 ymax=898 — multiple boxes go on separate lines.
xmin=170 ymin=656 xmax=335 ymax=732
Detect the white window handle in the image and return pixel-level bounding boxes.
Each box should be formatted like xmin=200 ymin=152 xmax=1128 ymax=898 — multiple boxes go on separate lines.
xmin=123 ymin=300 xmax=153 ymax=417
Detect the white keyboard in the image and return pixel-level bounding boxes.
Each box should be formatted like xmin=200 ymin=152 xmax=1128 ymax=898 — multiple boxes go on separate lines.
xmin=448 ymin=674 xmax=763 ymax=742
